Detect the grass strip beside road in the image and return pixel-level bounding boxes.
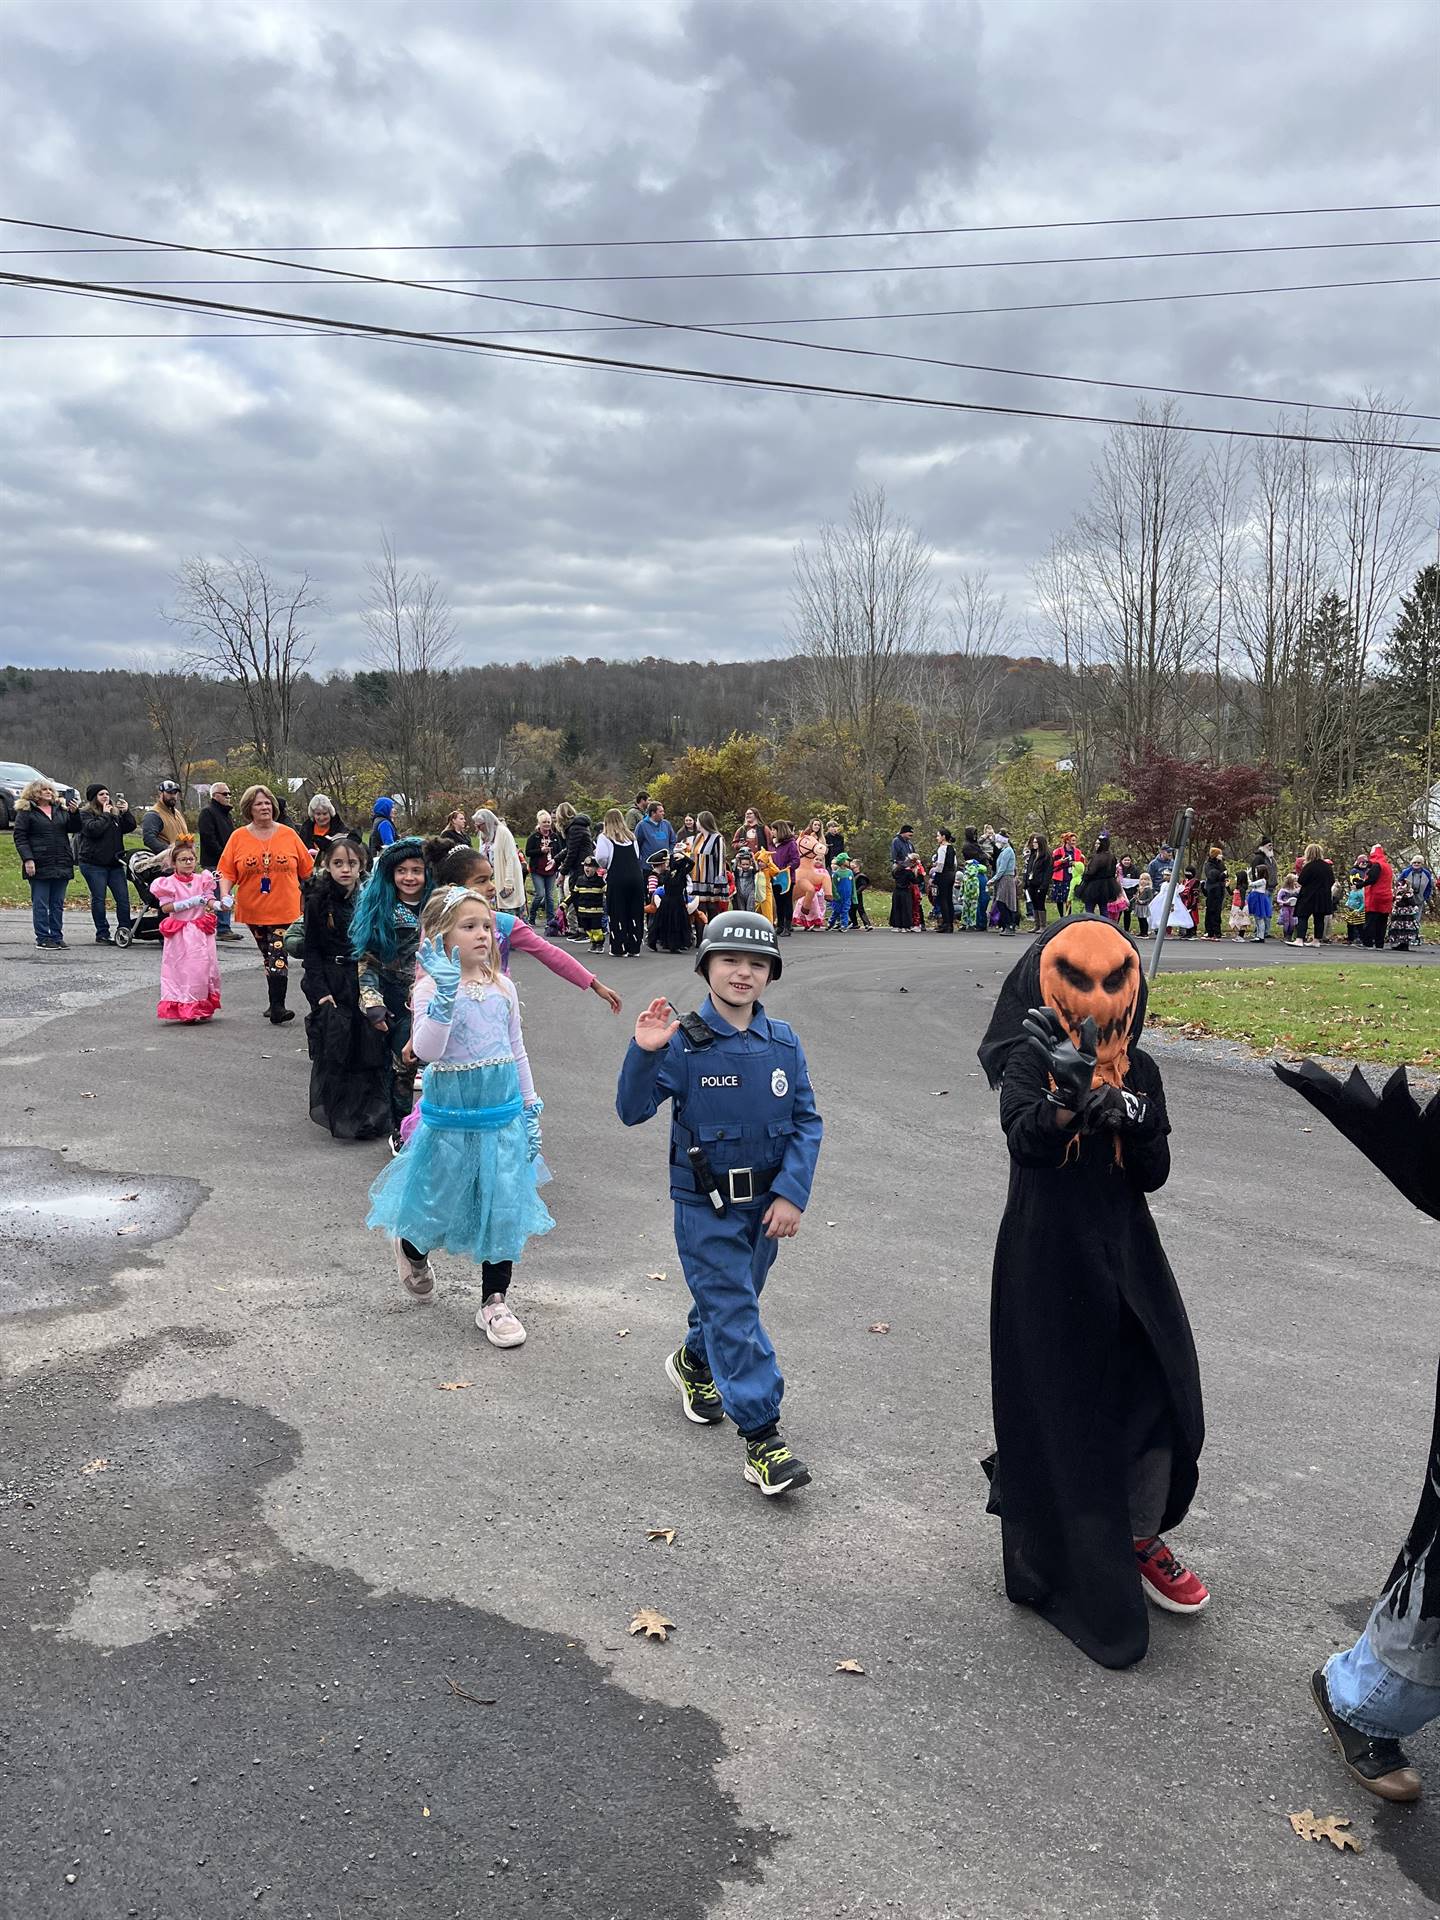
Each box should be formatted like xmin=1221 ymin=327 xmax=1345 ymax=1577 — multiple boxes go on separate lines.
xmin=0 ymin=832 xmax=144 ymax=909
xmin=1147 ymin=964 xmax=1440 ymax=1069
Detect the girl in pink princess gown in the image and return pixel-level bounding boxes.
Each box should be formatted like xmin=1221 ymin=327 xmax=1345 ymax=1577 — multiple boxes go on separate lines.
xmin=151 ymin=836 xmax=225 ymax=1023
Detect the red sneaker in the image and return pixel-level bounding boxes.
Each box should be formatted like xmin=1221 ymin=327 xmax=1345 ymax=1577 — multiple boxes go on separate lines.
xmin=1135 ymin=1535 xmax=1210 ymax=1613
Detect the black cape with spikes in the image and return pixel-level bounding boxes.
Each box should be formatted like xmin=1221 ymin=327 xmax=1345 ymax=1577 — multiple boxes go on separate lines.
xmin=978 ymin=921 xmax=1205 ymax=1670
xmin=1273 ymin=1060 xmax=1440 ymax=1680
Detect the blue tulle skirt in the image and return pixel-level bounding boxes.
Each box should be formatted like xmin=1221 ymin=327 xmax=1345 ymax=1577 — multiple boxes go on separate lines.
xmin=366 ymin=1059 xmax=554 ymax=1265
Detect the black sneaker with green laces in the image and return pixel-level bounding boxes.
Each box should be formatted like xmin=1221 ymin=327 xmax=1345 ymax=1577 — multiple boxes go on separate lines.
xmin=742 ymin=1431 xmax=812 ymax=1496
xmin=664 ymin=1346 xmax=725 ymax=1425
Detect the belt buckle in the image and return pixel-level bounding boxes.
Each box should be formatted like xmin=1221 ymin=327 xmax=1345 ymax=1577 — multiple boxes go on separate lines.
xmin=727 ymin=1166 xmax=755 ymax=1204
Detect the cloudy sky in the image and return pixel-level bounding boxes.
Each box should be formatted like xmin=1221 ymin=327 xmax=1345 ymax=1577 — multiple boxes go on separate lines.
xmin=2 ymin=0 xmax=1435 ymax=671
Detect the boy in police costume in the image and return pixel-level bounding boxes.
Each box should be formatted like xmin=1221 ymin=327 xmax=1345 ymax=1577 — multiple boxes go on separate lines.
xmin=617 ymin=911 xmax=823 ymax=1494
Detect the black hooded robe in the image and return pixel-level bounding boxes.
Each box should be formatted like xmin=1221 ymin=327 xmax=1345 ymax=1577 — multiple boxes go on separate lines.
xmin=978 ymin=918 xmax=1206 ymax=1669
xmin=1273 ymin=1061 xmax=1440 ymax=1683
xmin=650 ymin=856 xmax=694 ymax=952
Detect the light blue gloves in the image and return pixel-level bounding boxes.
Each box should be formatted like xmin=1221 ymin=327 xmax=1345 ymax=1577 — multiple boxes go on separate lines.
xmin=417 ymin=935 xmax=462 ymax=1022
xmin=524 ymin=1098 xmax=544 ymax=1162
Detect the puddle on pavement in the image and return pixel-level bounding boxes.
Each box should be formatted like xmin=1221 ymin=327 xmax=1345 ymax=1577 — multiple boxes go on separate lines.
xmin=0 ymin=1149 xmax=205 ymax=1319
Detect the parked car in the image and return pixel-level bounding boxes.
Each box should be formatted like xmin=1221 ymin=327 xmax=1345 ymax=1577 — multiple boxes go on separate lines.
xmin=0 ymin=760 xmax=81 ymax=829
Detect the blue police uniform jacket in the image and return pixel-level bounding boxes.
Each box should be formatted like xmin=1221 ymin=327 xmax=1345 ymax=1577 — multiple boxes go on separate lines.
xmin=616 ymin=996 xmax=823 ymax=1209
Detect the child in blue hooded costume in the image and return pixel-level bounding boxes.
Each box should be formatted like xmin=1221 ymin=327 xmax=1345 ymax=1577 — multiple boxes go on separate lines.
xmin=368 ymin=795 xmax=398 ymax=858
xmin=617 ymin=910 xmax=823 ymax=1498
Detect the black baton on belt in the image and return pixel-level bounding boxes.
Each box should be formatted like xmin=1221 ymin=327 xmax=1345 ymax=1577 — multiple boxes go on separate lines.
xmin=686 ymin=1145 xmax=727 ymax=1214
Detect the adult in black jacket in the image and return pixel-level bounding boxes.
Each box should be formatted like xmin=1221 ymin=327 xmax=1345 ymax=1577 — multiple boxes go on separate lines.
xmin=1294 ymin=843 xmax=1336 ymax=946
xmin=978 ymin=917 xmax=1207 ymax=1668
xmin=555 ymin=804 xmax=594 ymax=884
xmin=1022 ymin=836 xmax=1052 ymax=931
xmin=1079 ymin=833 xmax=1121 ymax=915
xmin=14 ymin=779 xmax=82 ymax=948
xmin=1200 ymin=848 xmax=1228 ymax=941
xmin=300 ymin=836 xmax=390 ymax=1140
xmin=197 ymin=784 xmax=243 ymax=941
xmin=75 ymin=784 xmax=136 ymax=943
xmin=931 ymin=829 xmax=957 ymax=932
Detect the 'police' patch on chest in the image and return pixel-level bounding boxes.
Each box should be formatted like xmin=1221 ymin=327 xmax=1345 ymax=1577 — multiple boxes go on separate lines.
xmin=771 ymin=1068 xmax=789 ymax=1097
xmin=699 ymin=1075 xmax=741 ymax=1088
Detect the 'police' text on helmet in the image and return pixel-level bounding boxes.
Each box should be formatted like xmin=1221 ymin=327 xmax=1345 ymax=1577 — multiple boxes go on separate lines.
xmin=694 ymin=910 xmax=782 ymax=983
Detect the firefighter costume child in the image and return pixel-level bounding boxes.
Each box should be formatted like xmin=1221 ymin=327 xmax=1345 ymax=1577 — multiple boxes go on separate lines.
xmin=617 ymin=911 xmax=823 ymax=1495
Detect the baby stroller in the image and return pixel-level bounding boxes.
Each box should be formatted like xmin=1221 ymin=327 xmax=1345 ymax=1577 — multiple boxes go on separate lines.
xmin=124 ymin=847 xmax=171 ymax=946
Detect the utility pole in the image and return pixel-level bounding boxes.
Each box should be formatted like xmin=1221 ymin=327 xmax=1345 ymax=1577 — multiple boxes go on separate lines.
xmin=1148 ymin=806 xmax=1195 ymax=982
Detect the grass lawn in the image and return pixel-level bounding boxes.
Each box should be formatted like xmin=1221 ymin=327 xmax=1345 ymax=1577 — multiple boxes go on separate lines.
xmin=1147 ymin=964 xmax=1440 ymax=1069
xmin=0 ymin=831 xmax=145 ymax=909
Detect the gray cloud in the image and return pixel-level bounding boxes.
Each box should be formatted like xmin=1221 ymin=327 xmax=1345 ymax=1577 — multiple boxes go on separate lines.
xmin=0 ymin=0 xmax=1435 ymax=671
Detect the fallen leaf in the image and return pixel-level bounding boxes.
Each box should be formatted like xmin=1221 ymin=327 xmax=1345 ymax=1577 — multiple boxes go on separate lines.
xmin=422 ymin=1806 xmax=430 ymax=1818
xmin=867 ymin=1322 xmax=890 ymax=1335
xmin=835 ymin=1659 xmax=866 ymax=1675
xmin=1288 ymin=1809 xmax=1362 ymax=1853
xmin=616 ymin=1328 xmax=630 ymax=1338
xmin=646 ymin=1271 xmax=668 ymax=1283
xmin=645 ymin=1528 xmax=677 ymax=1546
xmin=79 ymin=1091 xmax=96 ymax=1100
xmin=437 ymin=1381 xmax=474 ymax=1392
xmin=81 ymin=1457 xmax=110 ymax=1475
xmin=629 ymin=1608 xmax=675 ymax=1642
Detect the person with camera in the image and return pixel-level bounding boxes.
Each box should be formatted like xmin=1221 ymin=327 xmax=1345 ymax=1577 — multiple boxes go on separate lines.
xmin=76 ymin=784 xmax=137 ymax=944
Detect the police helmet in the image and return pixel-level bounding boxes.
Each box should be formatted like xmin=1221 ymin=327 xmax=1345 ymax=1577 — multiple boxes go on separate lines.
xmin=694 ymin=910 xmax=782 ymax=982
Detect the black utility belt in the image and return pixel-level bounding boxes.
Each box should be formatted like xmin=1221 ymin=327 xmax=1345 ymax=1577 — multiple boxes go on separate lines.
xmin=678 ymin=1163 xmax=781 ymax=1206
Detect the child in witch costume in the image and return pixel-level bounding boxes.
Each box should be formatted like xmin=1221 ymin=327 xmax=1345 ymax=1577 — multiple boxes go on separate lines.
xmin=1274 ymin=1057 xmax=1440 ymax=1802
xmin=617 ymin=911 xmax=823 ymax=1496
xmin=977 ymin=915 xmax=1209 ymax=1668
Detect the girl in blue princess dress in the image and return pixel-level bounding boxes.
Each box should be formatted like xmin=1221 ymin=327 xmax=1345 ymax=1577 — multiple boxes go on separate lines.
xmin=366 ymin=885 xmax=553 ymax=1348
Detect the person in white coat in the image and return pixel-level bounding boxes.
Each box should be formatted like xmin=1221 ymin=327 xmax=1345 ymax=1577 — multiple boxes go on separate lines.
xmin=474 ymin=808 xmax=526 ymax=913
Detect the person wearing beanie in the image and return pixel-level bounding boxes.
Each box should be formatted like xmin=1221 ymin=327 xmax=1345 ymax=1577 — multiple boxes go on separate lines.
xmin=76 ymin=783 xmax=137 ymax=944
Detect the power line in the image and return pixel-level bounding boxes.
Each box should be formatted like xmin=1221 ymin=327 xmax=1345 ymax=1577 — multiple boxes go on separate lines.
xmin=7 ymin=242 xmax=1437 ymax=424
xmin=0 ymin=199 xmax=1435 ymax=255
xmin=11 ymin=277 xmax=1437 ymax=422
xmin=33 ymin=234 xmax=1440 ymax=289
xmin=7 ymin=266 xmax=1438 ymax=452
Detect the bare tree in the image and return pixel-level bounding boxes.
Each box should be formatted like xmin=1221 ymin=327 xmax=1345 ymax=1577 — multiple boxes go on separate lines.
xmin=168 ymin=550 xmax=317 ymax=778
xmin=787 ymin=486 xmax=936 ymax=824
xmin=1030 ymin=533 xmax=1102 ymax=814
xmin=1330 ymin=392 xmax=1428 ymax=796
xmin=1075 ymin=402 xmax=1210 ymax=755
xmin=359 ymin=536 xmax=461 ymax=810
xmin=136 ymin=660 xmax=206 ymax=796
xmin=1197 ymin=437 xmax=1247 ymax=761
xmin=913 ymin=570 xmax=1009 ymax=806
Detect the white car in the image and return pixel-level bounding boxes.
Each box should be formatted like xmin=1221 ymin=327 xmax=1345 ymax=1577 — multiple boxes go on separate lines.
xmin=0 ymin=760 xmax=82 ymax=829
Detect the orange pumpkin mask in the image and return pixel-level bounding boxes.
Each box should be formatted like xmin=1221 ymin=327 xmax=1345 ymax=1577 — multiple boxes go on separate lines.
xmin=1037 ymin=918 xmax=1140 ymax=1090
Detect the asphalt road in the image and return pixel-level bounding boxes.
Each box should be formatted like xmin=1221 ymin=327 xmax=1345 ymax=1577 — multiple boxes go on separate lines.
xmin=3 ymin=910 xmax=1439 ymax=1918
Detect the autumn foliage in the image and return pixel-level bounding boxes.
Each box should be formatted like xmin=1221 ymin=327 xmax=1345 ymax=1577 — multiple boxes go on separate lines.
xmin=1108 ymin=750 xmax=1282 ymax=852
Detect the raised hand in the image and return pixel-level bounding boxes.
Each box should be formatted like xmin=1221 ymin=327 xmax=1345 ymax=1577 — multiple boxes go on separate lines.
xmin=417 ymin=935 xmax=462 ymax=998
xmin=1023 ymin=1006 xmax=1098 ymax=1111
xmin=634 ymin=996 xmax=680 ymax=1053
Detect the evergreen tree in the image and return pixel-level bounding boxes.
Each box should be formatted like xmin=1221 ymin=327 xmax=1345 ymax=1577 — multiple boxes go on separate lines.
xmin=1380 ymin=562 xmax=1440 ymax=743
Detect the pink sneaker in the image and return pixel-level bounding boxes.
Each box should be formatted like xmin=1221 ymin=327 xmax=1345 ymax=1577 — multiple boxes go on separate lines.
xmin=1135 ymin=1535 xmax=1210 ymax=1613
xmin=478 ymin=1293 xmax=526 ymax=1348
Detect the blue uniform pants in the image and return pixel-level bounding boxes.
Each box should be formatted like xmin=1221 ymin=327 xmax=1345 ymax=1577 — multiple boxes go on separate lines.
xmin=675 ymin=1199 xmax=782 ymax=1436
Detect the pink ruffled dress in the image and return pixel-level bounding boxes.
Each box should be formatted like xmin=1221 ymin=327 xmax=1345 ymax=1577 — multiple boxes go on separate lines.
xmin=151 ymin=872 xmax=223 ymax=1023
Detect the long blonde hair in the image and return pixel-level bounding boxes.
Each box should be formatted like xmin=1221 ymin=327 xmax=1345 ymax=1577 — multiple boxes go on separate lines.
xmin=418 ymin=886 xmax=500 ymax=986
xmin=602 ymin=807 xmax=633 ymax=843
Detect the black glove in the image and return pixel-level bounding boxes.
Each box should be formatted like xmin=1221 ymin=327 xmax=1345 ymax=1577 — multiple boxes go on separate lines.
xmin=1077 ymin=1084 xmax=1158 ymax=1136
xmin=1022 ymin=1006 xmax=1097 ymax=1111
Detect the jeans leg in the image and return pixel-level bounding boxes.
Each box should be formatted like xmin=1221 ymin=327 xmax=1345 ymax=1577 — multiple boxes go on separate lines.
xmin=80 ymin=864 xmax=109 ymax=935
xmin=1326 ymin=1624 xmax=1440 ymax=1741
xmin=109 ymin=867 xmax=133 ymax=929
xmin=33 ymin=877 xmax=66 ymax=943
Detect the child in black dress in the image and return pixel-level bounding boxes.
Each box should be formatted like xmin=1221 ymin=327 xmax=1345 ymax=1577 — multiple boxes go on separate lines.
xmin=648 ymin=851 xmax=695 ymax=952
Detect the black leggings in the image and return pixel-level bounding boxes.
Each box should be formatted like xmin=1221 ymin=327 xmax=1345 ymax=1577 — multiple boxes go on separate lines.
xmin=1204 ymin=896 xmax=1223 ymax=939
xmin=1295 ymin=909 xmax=1325 ymax=942
xmin=250 ymin=924 xmax=289 ymax=975
xmin=1363 ymin=911 xmax=1390 ymax=949
xmin=775 ymin=886 xmax=794 ymax=935
xmin=401 ymin=1244 xmax=512 ymax=1296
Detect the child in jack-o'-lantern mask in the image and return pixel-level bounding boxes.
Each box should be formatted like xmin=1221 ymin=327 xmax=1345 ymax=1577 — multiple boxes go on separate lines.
xmin=976 ymin=914 xmax=1209 ymax=1669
